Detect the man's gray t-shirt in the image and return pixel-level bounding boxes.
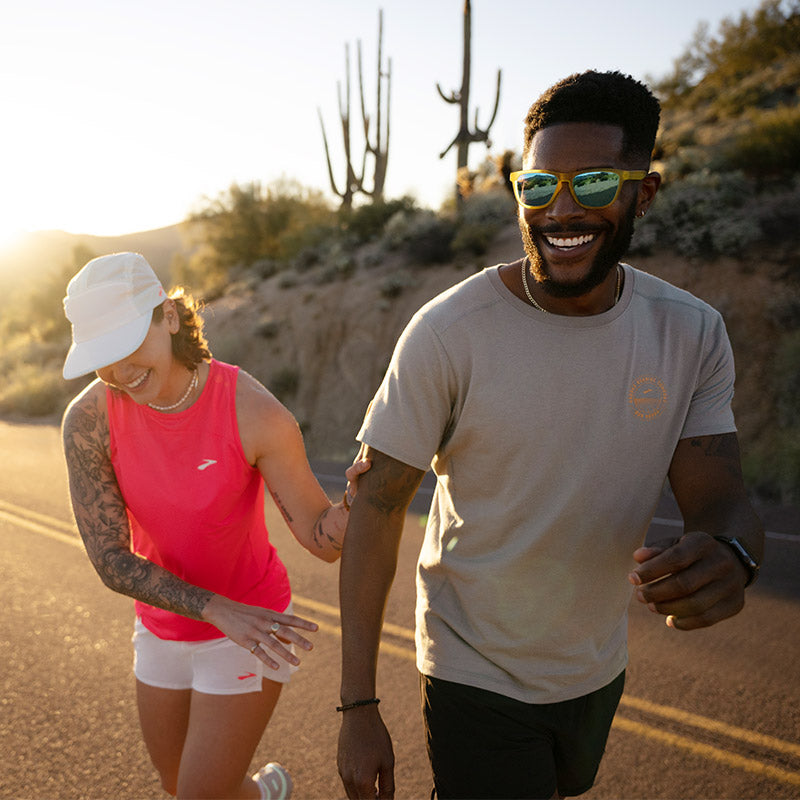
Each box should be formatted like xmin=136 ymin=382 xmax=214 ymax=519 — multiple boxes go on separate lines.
xmin=358 ymin=263 xmax=736 ymax=704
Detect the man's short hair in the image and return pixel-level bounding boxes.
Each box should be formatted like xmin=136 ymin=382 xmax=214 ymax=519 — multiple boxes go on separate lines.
xmin=523 ymin=70 xmax=661 ymax=165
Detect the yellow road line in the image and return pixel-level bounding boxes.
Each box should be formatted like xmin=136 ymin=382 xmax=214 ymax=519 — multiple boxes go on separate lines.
xmin=0 ymin=507 xmax=83 ymax=549
xmin=613 ymin=715 xmax=800 ymax=788
xmin=620 ymin=694 xmax=800 ymax=759
xmin=6 ymin=499 xmax=800 ymax=786
xmin=312 ymin=617 xmax=416 ymax=662
xmin=0 ymin=499 xmax=78 ymax=535
xmin=294 ymin=594 xmax=414 ymax=641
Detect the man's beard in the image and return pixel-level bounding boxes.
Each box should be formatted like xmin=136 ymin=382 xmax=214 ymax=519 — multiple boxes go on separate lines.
xmin=518 ymin=200 xmax=636 ymax=298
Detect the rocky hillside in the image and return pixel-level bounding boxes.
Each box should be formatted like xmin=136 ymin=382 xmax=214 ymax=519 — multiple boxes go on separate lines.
xmin=200 ymin=222 xmax=792 ymax=491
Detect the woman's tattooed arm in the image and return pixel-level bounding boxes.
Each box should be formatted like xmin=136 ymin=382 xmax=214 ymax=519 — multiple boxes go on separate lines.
xmin=62 ymin=392 xmax=213 ymax=621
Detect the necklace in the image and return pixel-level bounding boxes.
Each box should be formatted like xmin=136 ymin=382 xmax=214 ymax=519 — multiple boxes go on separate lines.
xmin=147 ymin=370 xmax=198 ymax=412
xmin=520 ymin=258 xmax=622 ymax=313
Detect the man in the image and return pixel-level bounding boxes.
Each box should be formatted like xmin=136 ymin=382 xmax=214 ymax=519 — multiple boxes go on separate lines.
xmin=337 ymin=71 xmax=763 ymax=800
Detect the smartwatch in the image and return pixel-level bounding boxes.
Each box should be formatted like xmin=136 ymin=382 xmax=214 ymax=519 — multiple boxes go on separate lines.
xmin=713 ymin=536 xmax=760 ymax=588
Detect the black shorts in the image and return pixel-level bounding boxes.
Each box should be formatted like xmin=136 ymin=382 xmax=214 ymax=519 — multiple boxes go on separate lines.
xmin=420 ymin=670 xmax=625 ymax=799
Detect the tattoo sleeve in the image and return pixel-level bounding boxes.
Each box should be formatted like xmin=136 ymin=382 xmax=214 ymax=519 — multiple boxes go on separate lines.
xmin=62 ymin=395 xmax=213 ymax=621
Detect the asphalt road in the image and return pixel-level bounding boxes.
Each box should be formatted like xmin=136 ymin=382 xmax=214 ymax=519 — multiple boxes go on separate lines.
xmin=1 ymin=420 xmax=798 ymax=800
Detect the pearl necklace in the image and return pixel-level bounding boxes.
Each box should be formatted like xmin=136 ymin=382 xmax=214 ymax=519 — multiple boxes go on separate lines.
xmin=148 ymin=370 xmax=198 ymax=412
xmin=521 ymin=258 xmax=622 ymax=313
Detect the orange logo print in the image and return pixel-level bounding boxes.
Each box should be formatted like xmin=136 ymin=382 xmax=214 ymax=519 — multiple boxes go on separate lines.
xmin=628 ymin=376 xmax=667 ymax=420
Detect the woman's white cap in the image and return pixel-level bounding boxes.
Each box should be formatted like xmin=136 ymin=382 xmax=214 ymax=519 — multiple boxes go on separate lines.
xmin=62 ymin=252 xmax=165 ymax=379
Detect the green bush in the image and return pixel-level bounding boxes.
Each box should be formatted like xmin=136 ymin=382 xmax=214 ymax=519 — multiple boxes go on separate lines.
xmin=379 ymin=270 xmax=417 ymax=299
xmin=722 ymin=105 xmax=800 ymax=175
xmin=745 ymin=328 xmax=800 ymax=503
xmin=644 ymin=171 xmax=762 ymax=256
xmin=383 ymin=209 xmax=456 ymax=265
xmin=451 ymin=191 xmax=516 ymax=256
xmin=185 ymin=180 xmax=336 ymax=291
xmin=775 ymin=329 xmax=800 ymax=428
xmin=0 ymin=364 xmax=70 ymax=418
xmin=339 ymin=196 xmax=418 ymax=243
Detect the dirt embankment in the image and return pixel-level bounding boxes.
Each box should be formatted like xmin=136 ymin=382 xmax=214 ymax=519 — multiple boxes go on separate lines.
xmin=202 ymin=223 xmax=794 ymax=485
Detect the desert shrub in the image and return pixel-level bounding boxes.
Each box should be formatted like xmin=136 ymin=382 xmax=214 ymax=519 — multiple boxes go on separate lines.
xmin=746 ymin=329 xmax=800 ymax=503
xmin=745 ymin=427 xmax=800 ymax=505
xmin=340 ymin=196 xmax=418 ymax=243
xmin=255 ymin=315 xmax=280 ymax=339
xmin=0 ymin=364 xmax=69 ymax=418
xmin=644 ymin=170 xmax=762 ymax=256
xmin=185 ymin=179 xmax=336 ymax=291
xmin=316 ymin=241 xmax=357 ymax=283
xmin=766 ymin=290 xmax=800 ymax=329
xmin=269 ymin=367 xmax=300 ymax=401
xmin=379 ymin=270 xmax=417 ymax=299
xmin=383 ymin=209 xmax=456 ymax=265
xmin=722 ymin=105 xmax=800 ymax=175
xmin=451 ymin=190 xmax=516 ymax=256
xmin=752 ymin=177 xmax=800 ymax=246
xmin=775 ymin=329 xmax=800 ymax=429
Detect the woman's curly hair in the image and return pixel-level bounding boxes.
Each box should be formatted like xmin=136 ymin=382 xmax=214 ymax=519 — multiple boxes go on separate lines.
xmin=152 ymin=287 xmax=212 ymax=369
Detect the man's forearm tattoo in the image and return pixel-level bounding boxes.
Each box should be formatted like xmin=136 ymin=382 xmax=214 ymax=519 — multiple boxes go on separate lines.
xmin=689 ymin=433 xmax=742 ymax=479
xmin=364 ymin=457 xmax=423 ymax=515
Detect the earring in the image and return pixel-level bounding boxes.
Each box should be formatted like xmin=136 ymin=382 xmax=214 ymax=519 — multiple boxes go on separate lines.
xmin=636 ymin=209 xmax=647 ymax=218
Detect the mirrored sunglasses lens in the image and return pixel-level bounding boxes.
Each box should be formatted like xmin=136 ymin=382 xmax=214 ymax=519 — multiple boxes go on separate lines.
xmin=517 ymin=174 xmax=558 ymax=207
xmin=572 ymin=171 xmax=620 ymax=207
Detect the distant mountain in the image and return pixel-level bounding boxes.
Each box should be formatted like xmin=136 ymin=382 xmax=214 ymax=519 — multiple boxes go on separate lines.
xmin=0 ymin=224 xmax=188 ymax=294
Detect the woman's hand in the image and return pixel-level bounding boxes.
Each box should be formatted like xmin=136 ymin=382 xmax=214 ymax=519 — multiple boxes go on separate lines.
xmin=201 ymin=594 xmax=319 ymax=670
xmin=342 ymin=446 xmax=372 ymax=510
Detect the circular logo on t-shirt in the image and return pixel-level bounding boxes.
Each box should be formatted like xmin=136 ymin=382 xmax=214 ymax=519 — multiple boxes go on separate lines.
xmin=628 ymin=376 xmax=667 ymax=420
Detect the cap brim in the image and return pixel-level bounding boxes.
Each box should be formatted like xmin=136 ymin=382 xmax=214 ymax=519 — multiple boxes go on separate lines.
xmin=63 ymin=313 xmax=153 ymax=380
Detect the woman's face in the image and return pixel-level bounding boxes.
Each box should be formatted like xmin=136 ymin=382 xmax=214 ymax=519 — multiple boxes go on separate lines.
xmin=95 ymin=300 xmax=182 ymax=405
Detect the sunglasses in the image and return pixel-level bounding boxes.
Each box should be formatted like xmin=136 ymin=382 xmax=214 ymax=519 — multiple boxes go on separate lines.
xmin=509 ymin=168 xmax=647 ymax=210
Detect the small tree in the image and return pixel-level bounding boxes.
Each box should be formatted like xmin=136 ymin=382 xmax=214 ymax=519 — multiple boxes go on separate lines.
xmin=437 ymin=0 xmax=501 ymax=208
xmin=319 ymin=10 xmax=392 ymax=210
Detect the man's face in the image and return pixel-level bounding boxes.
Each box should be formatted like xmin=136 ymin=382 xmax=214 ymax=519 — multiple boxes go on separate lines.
xmin=518 ymin=122 xmax=642 ymax=298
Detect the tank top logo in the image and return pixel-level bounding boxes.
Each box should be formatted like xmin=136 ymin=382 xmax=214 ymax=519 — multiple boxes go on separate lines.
xmin=628 ymin=376 xmax=667 ymax=420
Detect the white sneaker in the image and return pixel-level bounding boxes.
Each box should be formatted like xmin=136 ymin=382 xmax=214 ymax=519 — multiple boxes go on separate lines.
xmin=252 ymin=762 xmax=293 ymax=799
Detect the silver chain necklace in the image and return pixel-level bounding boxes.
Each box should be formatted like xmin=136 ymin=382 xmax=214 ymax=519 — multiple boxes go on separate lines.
xmin=147 ymin=370 xmax=198 ymax=412
xmin=521 ymin=258 xmax=622 ymax=313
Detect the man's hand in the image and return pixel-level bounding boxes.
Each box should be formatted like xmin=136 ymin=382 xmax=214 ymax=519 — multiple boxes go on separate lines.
xmin=628 ymin=530 xmax=748 ymax=630
xmin=337 ymin=706 xmax=395 ymax=799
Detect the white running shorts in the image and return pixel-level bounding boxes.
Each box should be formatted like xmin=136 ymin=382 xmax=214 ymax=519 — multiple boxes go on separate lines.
xmin=132 ymin=608 xmax=298 ymax=695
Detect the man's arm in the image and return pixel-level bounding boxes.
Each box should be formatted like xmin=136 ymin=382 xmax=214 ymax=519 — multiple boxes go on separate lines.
xmin=629 ymin=432 xmax=764 ymax=630
xmin=337 ymin=447 xmax=426 ymax=800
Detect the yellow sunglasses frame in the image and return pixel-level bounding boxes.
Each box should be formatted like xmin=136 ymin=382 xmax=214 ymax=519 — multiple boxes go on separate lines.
xmin=509 ymin=168 xmax=648 ymax=210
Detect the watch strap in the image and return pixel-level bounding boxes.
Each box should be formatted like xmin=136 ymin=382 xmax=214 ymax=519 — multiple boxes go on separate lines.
xmin=713 ymin=536 xmax=759 ymax=588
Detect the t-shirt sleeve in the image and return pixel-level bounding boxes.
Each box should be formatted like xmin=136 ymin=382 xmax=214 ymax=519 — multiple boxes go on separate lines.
xmin=680 ymin=310 xmax=737 ymax=439
xmin=357 ymin=311 xmax=457 ymax=472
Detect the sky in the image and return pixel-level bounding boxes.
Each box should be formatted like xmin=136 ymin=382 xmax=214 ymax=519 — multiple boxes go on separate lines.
xmin=0 ymin=0 xmax=767 ymax=246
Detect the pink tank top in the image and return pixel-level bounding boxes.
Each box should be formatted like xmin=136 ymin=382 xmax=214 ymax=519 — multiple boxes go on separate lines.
xmin=107 ymin=359 xmax=291 ymax=640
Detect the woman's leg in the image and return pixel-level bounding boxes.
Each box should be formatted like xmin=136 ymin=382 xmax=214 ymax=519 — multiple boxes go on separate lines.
xmin=136 ymin=680 xmax=192 ymax=795
xmin=176 ymin=678 xmax=283 ymax=799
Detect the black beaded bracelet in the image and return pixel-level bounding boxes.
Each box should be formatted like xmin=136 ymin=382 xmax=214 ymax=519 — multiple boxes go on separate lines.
xmin=336 ymin=697 xmax=380 ymax=712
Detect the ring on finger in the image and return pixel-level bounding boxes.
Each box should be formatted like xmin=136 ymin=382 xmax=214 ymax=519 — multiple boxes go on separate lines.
xmin=250 ymin=642 xmax=260 ymax=654
xmin=269 ymin=621 xmax=280 ymax=634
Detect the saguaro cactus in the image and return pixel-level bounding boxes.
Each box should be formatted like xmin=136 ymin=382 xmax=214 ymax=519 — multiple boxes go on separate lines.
xmin=437 ymin=0 xmax=501 ymax=206
xmin=319 ymin=10 xmax=391 ymax=210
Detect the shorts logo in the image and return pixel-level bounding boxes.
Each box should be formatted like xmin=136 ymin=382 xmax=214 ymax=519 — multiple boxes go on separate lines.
xmin=237 ymin=672 xmax=256 ymax=680
xmin=628 ymin=376 xmax=667 ymax=420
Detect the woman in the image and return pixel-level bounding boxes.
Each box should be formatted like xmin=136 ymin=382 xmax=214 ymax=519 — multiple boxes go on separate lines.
xmin=61 ymin=252 xmax=366 ymax=799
